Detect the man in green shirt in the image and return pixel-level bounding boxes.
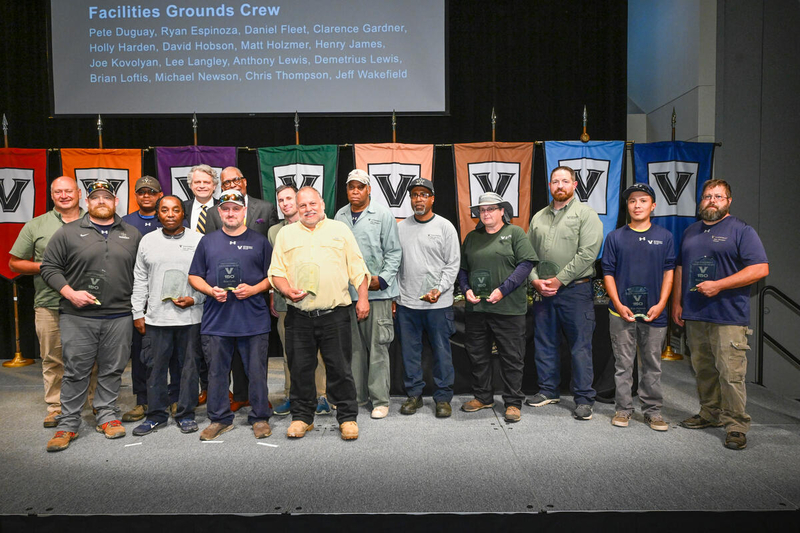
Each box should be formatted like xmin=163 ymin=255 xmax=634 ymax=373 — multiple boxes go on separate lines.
xmin=458 ymin=192 xmax=536 ymax=423
xmin=526 ymin=166 xmax=603 ymax=420
xmin=9 ymin=176 xmax=84 ymax=428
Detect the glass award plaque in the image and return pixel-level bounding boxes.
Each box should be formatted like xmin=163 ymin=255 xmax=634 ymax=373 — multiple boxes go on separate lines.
xmin=161 ymin=269 xmax=187 ymax=301
xmin=623 ymin=285 xmax=649 ymax=319
xmin=78 ymin=270 xmax=105 ymax=305
xmin=296 ymin=262 xmax=320 ymax=296
xmin=419 ymin=273 xmax=440 ymax=300
xmin=689 ymin=256 xmax=716 ymax=291
xmin=470 ymin=269 xmax=492 ymax=299
xmin=537 ymin=260 xmax=561 ymax=280
xmin=217 ymin=260 xmax=242 ymax=291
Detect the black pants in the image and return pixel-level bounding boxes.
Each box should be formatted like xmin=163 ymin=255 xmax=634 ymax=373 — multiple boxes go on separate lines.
xmin=463 ymin=312 xmax=526 ymax=408
xmin=286 ymin=306 xmax=357 ymax=424
xmin=142 ymin=324 xmax=201 ymax=423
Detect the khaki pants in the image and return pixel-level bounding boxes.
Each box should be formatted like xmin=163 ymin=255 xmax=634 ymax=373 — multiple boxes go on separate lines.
xmin=35 ymin=307 xmax=98 ymax=413
xmin=277 ymin=311 xmax=326 ymax=398
xmin=685 ymin=320 xmax=751 ymax=433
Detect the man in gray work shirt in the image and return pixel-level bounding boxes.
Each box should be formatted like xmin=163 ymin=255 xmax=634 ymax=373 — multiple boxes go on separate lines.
xmin=526 ymin=166 xmax=603 ymax=420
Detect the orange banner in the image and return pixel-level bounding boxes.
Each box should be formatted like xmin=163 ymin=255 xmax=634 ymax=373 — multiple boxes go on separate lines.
xmin=60 ymin=149 xmax=142 ymax=216
xmin=353 ymin=143 xmax=434 ymax=219
xmin=453 ymin=142 xmax=533 ymax=241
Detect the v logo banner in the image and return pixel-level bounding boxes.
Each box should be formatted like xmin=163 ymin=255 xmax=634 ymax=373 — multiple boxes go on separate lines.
xmin=155 ymin=146 xmax=235 ymax=202
xmin=652 ymin=170 xmax=693 ymax=206
xmin=574 ymin=168 xmax=604 ymax=202
xmin=0 ymin=178 xmax=30 ymax=213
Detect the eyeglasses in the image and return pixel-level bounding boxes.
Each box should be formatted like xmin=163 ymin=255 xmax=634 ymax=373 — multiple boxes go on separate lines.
xmin=410 ymin=192 xmax=431 ymax=199
xmin=137 ymin=188 xmax=158 ymax=196
xmin=221 ymin=177 xmax=244 ymax=188
xmin=701 ymin=194 xmax=729 ymax=201
xmin=478 ymin=206 xmax=500 ymax=214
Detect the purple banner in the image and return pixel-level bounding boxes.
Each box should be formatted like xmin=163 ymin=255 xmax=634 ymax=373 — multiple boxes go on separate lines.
xmin=154 ymin=146 xmax=237 ymax=201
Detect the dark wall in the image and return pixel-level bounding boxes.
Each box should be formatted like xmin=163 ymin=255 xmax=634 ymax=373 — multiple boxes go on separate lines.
xmin=0 ymin=0 xmax=627 ymax=358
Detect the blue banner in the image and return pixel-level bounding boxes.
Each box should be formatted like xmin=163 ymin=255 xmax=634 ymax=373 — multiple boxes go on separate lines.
xmin=543 ymin=141 xmax=625 ymax=257
xmin=633 ymin=141 xmax=715 ymax=255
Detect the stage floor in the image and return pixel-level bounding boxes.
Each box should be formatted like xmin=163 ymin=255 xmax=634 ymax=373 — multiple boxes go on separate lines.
xmin=1 ymin=354 xmax=799 ymax=517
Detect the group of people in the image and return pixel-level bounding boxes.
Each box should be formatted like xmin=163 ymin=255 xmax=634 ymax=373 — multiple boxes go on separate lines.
xmin=8 ymin=163 xmax=768 ymax=452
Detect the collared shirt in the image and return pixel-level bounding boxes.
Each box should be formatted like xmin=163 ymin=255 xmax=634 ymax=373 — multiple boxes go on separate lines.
xmin=334 ymin=201 xmax=402 ymax=301
xmin=189 ymin=198 xmax=216 ymax=231
xmin=9 ymin=208 xmax=85 ymax=309
xmin=269 ymin=216 xmax=369 ymax=312
xmin=527 ymin=197 xmax=603 ymax=285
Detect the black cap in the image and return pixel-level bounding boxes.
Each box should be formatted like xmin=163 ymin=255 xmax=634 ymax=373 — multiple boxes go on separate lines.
xmin=622 ymin=183 xmax=656 ymax=201
xmin=407 ymin=177 xmax=434 ymax=195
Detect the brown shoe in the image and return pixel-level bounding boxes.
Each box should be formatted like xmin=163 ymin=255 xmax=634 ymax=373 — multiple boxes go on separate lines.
xmin=612 ymin=411 xmax=631 ymax=428
xmin=96 ymin=419 xmax=126 ymax=439
xmin=645 ymin=414 xmax=669 ymax=432
xmin=230 ymin=399 xmax=250 ymax=412
xmin=47 ymin=430 xmax=78 ymax=452
xmin=197 ymin=390 xmax=207 ymax=406
xmin=286 ymin=420 xmax=314 ymax=438
xmin=340 ymin=421 xmax=359 ymax=440
xmin=44 ymin=410 xmax=61 ymax=428
xmin=504 ymin=406 xmax=521 ymax=423
xmin=725 ymin=431 xmax=747 ymax=450
xmin=200 ymin=422 xmax=233 ymax=441
xmin=253 ymin=420 xmax=272 ymax=439
xmin=122 ymin=404 xmax=147 ymax=422
xmin=461 ymin=398 xmax=494 ymax=412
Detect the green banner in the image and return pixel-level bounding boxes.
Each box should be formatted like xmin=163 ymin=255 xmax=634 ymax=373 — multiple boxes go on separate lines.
xmin=258 ymin=145 xmax=339 ymax=218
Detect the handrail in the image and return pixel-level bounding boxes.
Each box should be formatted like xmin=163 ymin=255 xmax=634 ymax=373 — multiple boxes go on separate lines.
xmin=756 ymin=285 xmax=800 ymax=385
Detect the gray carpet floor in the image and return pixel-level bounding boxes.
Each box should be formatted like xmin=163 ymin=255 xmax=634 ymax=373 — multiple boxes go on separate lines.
xmin=1 ymin=355 xmax=799 ymax=516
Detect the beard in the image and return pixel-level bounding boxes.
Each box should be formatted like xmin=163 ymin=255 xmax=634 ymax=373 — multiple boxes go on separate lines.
xmin=88 ymin=204 xmax=114 ymax=220
xmin=413 ymin=204 xmax=429 ymax=216
xmin=699 ymin=203 xmax=729 ymax=222
xmin=552 ymin=189 xmax=573 ymax=202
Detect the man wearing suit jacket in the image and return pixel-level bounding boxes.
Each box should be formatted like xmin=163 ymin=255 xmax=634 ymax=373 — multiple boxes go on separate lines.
xmin=205 ymin=166 xmax=280 ymax=409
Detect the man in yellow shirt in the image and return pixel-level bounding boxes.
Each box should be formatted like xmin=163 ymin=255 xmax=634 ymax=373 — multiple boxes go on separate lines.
xmin=269 ymin=187 xmax=369 ymax=440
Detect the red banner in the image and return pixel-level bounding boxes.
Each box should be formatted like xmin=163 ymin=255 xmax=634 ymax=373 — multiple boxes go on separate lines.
xmin=0 ymin=148 xmax=48 ymax=280
xmin=60 ymin=149 xmax=142 ymax=216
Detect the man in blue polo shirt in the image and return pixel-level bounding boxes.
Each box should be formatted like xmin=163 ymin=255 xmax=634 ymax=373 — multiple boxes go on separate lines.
xmin=189 ymin=189 xmax=274 ymax=441
xmin=672 ymin=179 xmax=769 ymax=450
xmin=602 ymin=183 xmax=674 ymax=431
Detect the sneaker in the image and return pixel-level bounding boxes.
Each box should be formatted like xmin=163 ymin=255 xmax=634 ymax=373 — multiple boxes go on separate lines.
xmin=96 ymin=419 xmax=126 ymax=439
xmin=178 ymin=418 xmax=198 ymax=434
xmin=679 ymin=414 xmax=723 ymax=430
xmin=371 ymin=406 xmax=389 ymax=419
xmin=526 ymin=393 xmax=560 ymax=407
xmin=253 ymin=420 xmax=272 ymax=439
xmin=46 ymin=430 xmax=78 ymax=452
xmin=573 ymin=404 xmax=593 ymax=420
xmin=340 ymin=421 xmax=358 ymax=440
xmin=461 ymin=398 xmax=494 ymax=412
xmin=400 ymin=396 xmax=423 ymax=415
xmin=122 ymin=404 xmax=147 ymax=422
xmin=435 ymin=401 xmax=452 ymax=418
xmin=199 ymin=422 xmax=233 ymax=441
xmin=132 ymin=419 xmax=167 ymax=436
xmin=44 ymin=410 xmax=61 ymax=428
xmin=273 ymin=398 xmax=291 ymax=416
xmin=645 ymin=414 xmax=669 ymax=432
xmin=725 ymin=431 xmax=747 ymax=450
xmin=611 ymin=411 xmax=631 ymax=427
xmin=286 ymin=420 xmax=314 ymax=438
xmin=316 ymin=396 xmax=332 ymax=415
xmin=504 ymin=406 xmax=521 ymax=423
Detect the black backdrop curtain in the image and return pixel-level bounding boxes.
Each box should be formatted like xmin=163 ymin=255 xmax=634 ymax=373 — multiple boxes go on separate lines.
xmin=0 ymin=0 xmax=627 ymax=358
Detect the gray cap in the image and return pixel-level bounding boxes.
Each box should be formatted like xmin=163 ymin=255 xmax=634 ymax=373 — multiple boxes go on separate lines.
xmin=407 ymin=177 xmax=434 ymax=195
xmin=346 ymin=169 xmax=371 ymax=185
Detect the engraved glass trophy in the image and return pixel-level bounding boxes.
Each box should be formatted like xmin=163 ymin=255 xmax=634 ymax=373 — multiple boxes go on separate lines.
xmin=689 ymin=256 xmax=716 ymax=291
xmin=161 ymin=269 xmax=187 ymax=301
xmin=623 ymin=285 xmax=649 ymax=319
xmin=296 ymin=262 xmax=320 ymax=296
xmin=470 ymin=269 xmax=492 ymax=299
xmin=217 ymin=260 xmax=242 ymax=291
xmin=79 ymin=270 xmax=105 ymax=305
xmin=419 ymin=273 xmax=440 ymax=300
xmin=537 ymin=260 xmax=561 ymax=280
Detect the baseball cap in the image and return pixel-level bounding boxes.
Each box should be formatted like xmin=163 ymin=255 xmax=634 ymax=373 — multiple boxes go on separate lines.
xmin=346 ymin=169 xmax=371 ymax=185
xmin=218 ymin=189 xmax=246 ymax=207
xmin=86 ymin=179 xmax=115 ymax=198
xmin=135 ymin=176 xmax=162 ymax=193
xmin=622 ymin=183 xmax=656 ymax=201
xmin=407 ymin=177 xmax=434 ymax=195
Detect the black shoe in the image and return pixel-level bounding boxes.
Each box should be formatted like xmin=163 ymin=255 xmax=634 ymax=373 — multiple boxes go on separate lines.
xmin=400 ymin=396 xmax=423 ymax=415
xmin=435 ymin=401 xmax=452 ymax=418
xmin=132 ymin=419 xmax=167 ymax=436
xmin=725 ymin=431 xmax=747 ymax=450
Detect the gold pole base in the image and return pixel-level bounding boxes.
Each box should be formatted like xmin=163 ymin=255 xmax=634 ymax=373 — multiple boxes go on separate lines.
xmin=661 ymin=345 xmax=684 ymax=361
xmin=3 ymin=352 xmax=35 ymax=368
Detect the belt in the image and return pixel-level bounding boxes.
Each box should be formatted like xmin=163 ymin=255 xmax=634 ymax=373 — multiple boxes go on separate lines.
xmin=292 ymin=307 xmax=337 ymax=318
xmin=567 ymin=278 xmax=591 ymax=287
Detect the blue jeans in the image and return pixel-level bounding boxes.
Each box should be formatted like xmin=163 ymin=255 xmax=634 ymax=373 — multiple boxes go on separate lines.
xmin=200 ymin=333 xmax=271 ymax=425
xmin=532 ymin=281 xmax=596 ymax=405
xmin=133 ymin=329 xmax=182 ymax=405
xmin=396 ymin=305 xmax=455 ymax=403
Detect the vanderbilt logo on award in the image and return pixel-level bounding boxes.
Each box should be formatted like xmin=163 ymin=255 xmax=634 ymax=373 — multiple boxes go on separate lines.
xmin=467 ymin=161 xmax=520 ymax=217
xmin=558 ymin=157 xmax=609 ymax=215
xmin=647 ymin=161 xmax=699 ymax=217
xmin=0 ymin=169 xmax=35 ymax=223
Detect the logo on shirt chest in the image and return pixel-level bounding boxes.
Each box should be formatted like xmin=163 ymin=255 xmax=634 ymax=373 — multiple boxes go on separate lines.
xmin=237 ymin=245 xmax=254 ymax=250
